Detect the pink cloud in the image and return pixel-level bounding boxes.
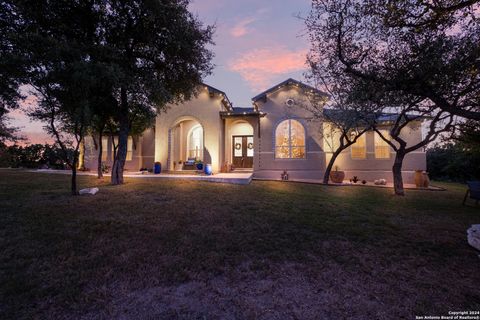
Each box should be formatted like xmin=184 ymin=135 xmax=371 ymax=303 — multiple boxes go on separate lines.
xmin=19 ymin=131 xmax=53 ymax=146
xmin=228 ymin=46 xmax=308 ymax=90
xmin=5 ymin=92 xmax=54 ymax=145
xmin=230 ymin=17 xmax=256 ymax=37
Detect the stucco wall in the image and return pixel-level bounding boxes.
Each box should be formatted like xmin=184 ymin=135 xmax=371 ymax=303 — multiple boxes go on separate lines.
xmin=155 ymin=87 xmax=226 ymax=173
xmin=141 ymin=128 xmax=155 ymax=170
xmin=83 ymin=135 xmax=145 ymax=172
xmin=252 ymin=83 xmax=426 ymax=183
xmin=82 ymin=81 xmax=427 ymax=183
xmin=254 ymin=85 xmax=326 ymax=180
xmin=325 ymin=122 xmax=427 ymax=183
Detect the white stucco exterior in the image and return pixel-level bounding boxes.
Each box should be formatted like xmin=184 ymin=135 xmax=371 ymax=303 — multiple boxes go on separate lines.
xmin=83 ymin=79 xmax=427 ymax=183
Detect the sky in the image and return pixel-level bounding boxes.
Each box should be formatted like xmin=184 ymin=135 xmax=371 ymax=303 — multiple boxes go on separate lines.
xmin=9 ymin=0 xmax=312 ymax=145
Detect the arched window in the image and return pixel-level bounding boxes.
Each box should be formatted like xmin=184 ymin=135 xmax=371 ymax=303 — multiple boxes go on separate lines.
xmin=275 ymin=119 xmax=306 ymax=159
xmin=188 ymin=125 xmax=203 ymax=160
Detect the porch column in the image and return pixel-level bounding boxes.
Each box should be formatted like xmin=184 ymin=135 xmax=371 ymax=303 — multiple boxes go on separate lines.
xmin=179 ymin=122 xmax=183 ymax=163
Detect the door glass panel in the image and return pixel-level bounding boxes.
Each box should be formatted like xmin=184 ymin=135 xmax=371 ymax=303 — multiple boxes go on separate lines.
xmin=234 ymin=137 xmax=243 ymax=157
xmin=247 ymin=136 xmax=254 ymax=157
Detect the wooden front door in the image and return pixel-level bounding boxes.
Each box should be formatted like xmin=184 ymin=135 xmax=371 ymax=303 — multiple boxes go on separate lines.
xmin=232 ymin=135 xmax=253 ymax=168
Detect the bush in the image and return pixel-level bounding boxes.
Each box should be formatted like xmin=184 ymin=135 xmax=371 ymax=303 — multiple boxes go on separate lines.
xmin=427 ymin=143 xmax=480 ymax=182
xmin=0 ymin=144 xmax=71 ymax=169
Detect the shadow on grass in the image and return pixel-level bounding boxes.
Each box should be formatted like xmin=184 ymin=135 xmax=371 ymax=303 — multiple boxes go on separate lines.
xmin=0 ymin=171 xmax=479 ymax=319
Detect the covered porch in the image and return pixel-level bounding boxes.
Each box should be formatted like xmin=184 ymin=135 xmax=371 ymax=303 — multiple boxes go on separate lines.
xmin=167 ymin=116 xmax=208 ymax=172
xmin=221 ymin=108 xmax=264 ymax=172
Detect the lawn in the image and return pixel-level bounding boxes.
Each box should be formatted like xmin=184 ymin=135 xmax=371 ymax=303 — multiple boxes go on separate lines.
xmin=0 ymin=170 xmax=479 ymax=319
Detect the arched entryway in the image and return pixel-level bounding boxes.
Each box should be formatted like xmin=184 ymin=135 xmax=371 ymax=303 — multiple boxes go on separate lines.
xmin=229 ymin=121 xmax=254 ymax=169
xmin=169 ymin=117 xmax=204 ymax=171
xmin=187 ymin=124 xmax=203 ymax=160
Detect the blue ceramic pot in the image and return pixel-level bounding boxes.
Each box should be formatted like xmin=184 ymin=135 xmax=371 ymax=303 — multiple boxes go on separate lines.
xmin=196 ymin=163 xmax=203 ymax=170
xmin=204 ymin=164 xmax=212 ymax=175
xmin=154 ymin=162 xmax=161 ymax=174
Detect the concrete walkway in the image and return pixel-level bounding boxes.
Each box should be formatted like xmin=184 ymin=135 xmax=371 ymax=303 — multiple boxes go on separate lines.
xmin=31 ymin=169 xmax=253 ymax=185
xmin=132 ymin=172 xmax=253 ymax=185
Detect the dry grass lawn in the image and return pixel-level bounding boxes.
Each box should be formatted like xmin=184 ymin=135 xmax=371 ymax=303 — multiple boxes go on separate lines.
xmin=0 ymin=169 xmax=479 ymax=319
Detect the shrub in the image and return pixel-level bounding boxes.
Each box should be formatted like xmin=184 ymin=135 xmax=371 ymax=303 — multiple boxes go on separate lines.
xmin=427 ymin=143 xmax=480 ymax=182
xmin=0 ymin=144 xmax=71 ymax=169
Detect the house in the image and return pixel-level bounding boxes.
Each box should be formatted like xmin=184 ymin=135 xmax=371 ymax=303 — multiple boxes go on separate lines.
xmin=83 ymin=78 xmax=426 ymax=183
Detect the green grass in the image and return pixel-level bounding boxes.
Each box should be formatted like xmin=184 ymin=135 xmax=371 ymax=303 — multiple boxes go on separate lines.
xmin=0 ymin=169 xmax=479 ymax=319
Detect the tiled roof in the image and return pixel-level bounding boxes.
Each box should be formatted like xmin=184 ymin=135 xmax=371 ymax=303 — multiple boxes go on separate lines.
xmin=323 ymin=109 xmax=428 ymax=123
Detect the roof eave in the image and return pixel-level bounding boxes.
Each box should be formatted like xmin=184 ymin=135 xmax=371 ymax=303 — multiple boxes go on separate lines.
xmin=251 ymin=78 xmax=328 ymax=103
xmin=219 ymin=111 xmax=267 ymax=118
xmin=200 ymin=83 xmax=233 ymax=111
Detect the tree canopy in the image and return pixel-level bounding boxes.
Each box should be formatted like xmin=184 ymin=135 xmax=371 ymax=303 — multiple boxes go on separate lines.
xmin=93 ymin=0 xmax=215 ymax=184
xmin=306 ymin=0 xmax=480 ymax=121
xmin=2 ymin=0 xmax=215 ymax=190
xmin=306 ymin=0 xmax=479 ymax=195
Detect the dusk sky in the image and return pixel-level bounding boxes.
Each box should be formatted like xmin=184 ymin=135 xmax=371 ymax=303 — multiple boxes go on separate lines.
xmin=10 ymin=0 xmax=312 ymax=145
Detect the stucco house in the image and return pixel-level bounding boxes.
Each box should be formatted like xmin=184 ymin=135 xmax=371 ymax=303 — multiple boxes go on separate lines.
xmin=83 ymin=78 xmax=426 ymax=183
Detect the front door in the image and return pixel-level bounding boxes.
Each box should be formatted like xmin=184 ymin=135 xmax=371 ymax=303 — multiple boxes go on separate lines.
xmin=232 ymin=135 xmax=253 ymax=168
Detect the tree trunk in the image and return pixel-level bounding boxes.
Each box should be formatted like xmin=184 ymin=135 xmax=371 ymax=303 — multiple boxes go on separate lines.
xmin=323 ymin=148 xmax=343 ymax=184
xmin=111 ymin=115 xmax=129 ymax=185
xmin=97 ymin=130 xmax=103 ymax=178
xmin=392 ymin=150 xmax=406 ymax=196
xmin=71 ymin=153 xmax=78 ymax=195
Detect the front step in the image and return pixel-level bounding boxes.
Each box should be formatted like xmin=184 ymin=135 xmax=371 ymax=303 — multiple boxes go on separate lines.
xmin=232 ymin=168 xmax=253 ymax=172
xmin=164 ymin=170 xmax=202 ymax=175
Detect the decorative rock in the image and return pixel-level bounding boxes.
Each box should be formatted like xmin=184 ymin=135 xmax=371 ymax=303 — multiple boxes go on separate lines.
xmin=374 ymin=179 xmax=387 ymax=185
xmin=467 ymin=224 xmax=480 ymax=251
xmin=79 ymin=187 xmax=99 ymax=195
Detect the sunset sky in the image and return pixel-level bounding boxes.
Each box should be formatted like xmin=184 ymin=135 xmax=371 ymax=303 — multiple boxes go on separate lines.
xmin=10 ymin=0 xmax=312 ymax=145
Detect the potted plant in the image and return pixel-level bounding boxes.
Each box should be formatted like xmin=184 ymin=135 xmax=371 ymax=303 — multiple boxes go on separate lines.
xmin=221 ymin=162 xmax=229 ymax=173
xmin=195 ymin=159 xmax=203 ymax=171
xmin=101 ymin=162 xmax=110 ymax=174
xmin=414 ymin=170 xmax=424 ymax=187
xmin=329 ymin=166 xmax=345 ymax=183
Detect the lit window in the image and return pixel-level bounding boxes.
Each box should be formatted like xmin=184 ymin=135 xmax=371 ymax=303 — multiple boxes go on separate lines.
xmin=351 ymin=133 xmax=366 ymax=159
xmin=275 ymin=119 xmax=306 ymax=159
xmin=188 ymin=125 xmax=203 ymax=160
xmin=101 ymin=137 xmax=108 ymax=161
xmin=375 ymin=130 xmax=390 ymax=159
xmin=111 ymin=136 xmax=118 ymax=159
xmin=126 ymin=136 xmax=133 ymax=161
